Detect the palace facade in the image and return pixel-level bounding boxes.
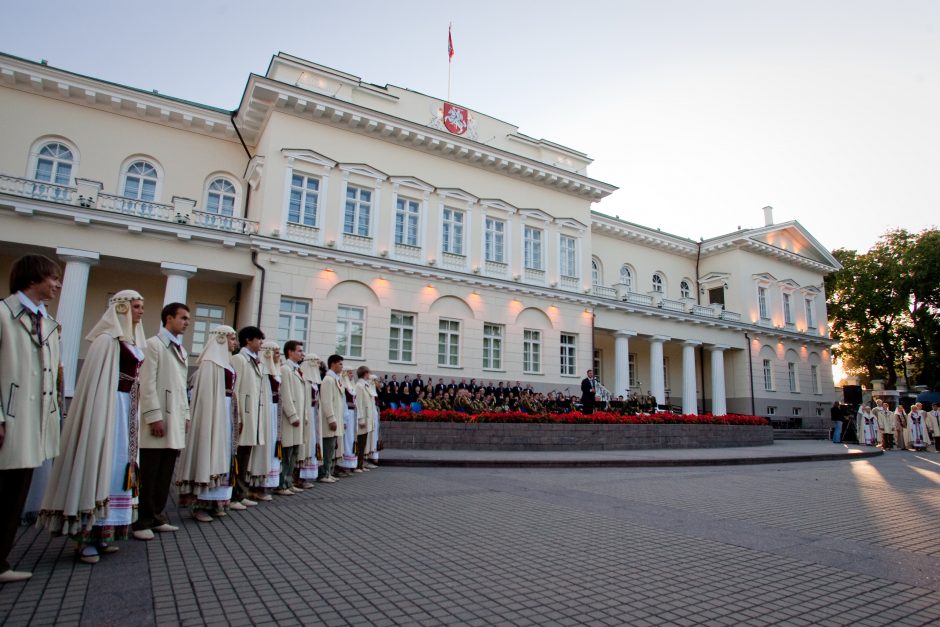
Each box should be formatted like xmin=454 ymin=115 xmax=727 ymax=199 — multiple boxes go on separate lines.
xmin=0 ymin=52 xmax=841 ymax=425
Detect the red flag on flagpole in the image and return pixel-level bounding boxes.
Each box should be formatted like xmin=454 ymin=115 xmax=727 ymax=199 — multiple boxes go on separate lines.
xmin=448 ymin=24 xmax=455 ymax=61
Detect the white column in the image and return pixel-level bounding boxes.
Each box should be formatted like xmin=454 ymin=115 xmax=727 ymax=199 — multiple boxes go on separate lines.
xmin=613 ymin=331 xmax=636 ymax=400
xmin=649 ymin=335 xmax=669 ymax=408
xmin=682 ymin=341 xmax=701 ymax=415
xmin=160 ymin=261 xmax=197 ymax=306
xmin=710 ymin=345 xmax=729 ymax=416
xmin=56 ymin=248 xmax=100 ymax=398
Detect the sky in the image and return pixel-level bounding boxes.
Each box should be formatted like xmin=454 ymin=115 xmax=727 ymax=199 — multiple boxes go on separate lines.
xmin=2 ymin=0 xmax=937 ymax=252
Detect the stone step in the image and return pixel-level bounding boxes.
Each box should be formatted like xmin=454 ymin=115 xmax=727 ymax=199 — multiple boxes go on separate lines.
xmin=773 ymin=429 xmax=830 ymax=440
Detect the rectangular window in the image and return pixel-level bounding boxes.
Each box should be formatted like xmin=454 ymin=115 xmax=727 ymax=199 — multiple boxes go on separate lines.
xmin=442 ymin=207 xmax=464 ymax=255
xmin=388 ymin=311 xmax=415 ymax=363
xmin=788 ymin=362 xmax=798 ymax=392
xmin=758 ymin=286 xmax=769 ymax=319
xmin=524 ymin=226 xmax=543 ymax=270
xmin=560 ymin=236 xmax=577 ymax=278
xmin=278 ymin=298 xmax=310 ymax=345
xmin=783 ymin=293 xmax=793 ymax=324
xmin=484 ymin=217 xmax=505 ymax=263
xmin=483 ymin=323 xmax=503 ymax=370
xmin=335 ymin=305 xmax=365 ymax=358
xmin=811 ymin=364 xmax=820 ymax=394
xmin=767 ymin=406 xmax=777 ymax=416
xmin=793 ymin=407 xmax=802 ymax=416
xmin=288 ymin=172 xmax=319 ymax=227
xmin=344 ymin=185 xmax=371 ymax=236
xmin=523 ymin=329 xmax=542 ymax=374
xmin=559 ymin=333 xmax=577 ymax=376
xmin=593 ymin=350 xmax=603 ymax=384
xmin=394 ymin=197 xmax=420 ymax=246
xmin=805 ymin=298 xmax=816 ymax=328
xmin=628 ymin=353 xmax=637 ymax=387
xmin=190 ymin=304 xmax=225 ymax=354
xmin=438 ymin=319 xmax=461 ymax=366
xmin=763 ymin=359 xmax=773 ymax=391
xmin=816 ymin=407 xmax=825 ymax=417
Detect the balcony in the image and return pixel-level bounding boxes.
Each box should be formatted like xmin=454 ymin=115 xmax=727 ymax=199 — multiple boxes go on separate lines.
xmin=559 ymin=275 xmax=580 ymax=291
xmin=441 ymin=252 xmax=466 ymax=271
xmin=623 ymin=291 xmax=654 ymax=307
xmin=284 ymin=221 xmax=320 ymax=244
xmin=393 ymin=242 xmax=422 ymax=261
xmin=659 ymin=298 xmax=687 ymax=313
xmin=0 ymin=173 xmax=259 ymax=235
xmin=691 ymin=304 xmax=718 ymax=318
xmin=719 ymin=310 xmax=742 ymax=322
xmin=524 ymin=267 xmax=546 ymax=283
xmin=341 ymin=232 xmax=373 ymax=253
xmin=483 ymin=259 xmax=508 ymax=278
xmin=592 ymin=284 xmax=617 ymax=299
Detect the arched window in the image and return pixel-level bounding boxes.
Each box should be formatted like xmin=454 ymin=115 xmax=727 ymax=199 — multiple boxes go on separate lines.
xmin=652 ymin=273 xmax=664 ymax=293
xmin=619 ymin=265 xmax=633 ymax=291
xmin=34 ymin=142 xmax=74 ymax=185
xmin=680 ymin=280 xmax=691 ymax=299
xmin=122 ymin=160 xmax=159 ymax=201
xmin=591 ymin=258 xmax=601 ymax=286
xmin=206 ymin=177 xmax=237 ymax=216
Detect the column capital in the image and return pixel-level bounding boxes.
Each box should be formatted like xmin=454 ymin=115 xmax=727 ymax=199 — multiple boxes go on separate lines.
xmin=56 ymin=247 xmax=99 ymax=264
xmin=160 ymin=261 xmax=197 ymax=278
xmin=649 ymin=335 xmax=671 ymax=343
xmin=708 ymin=344 xmax=731 ymax=352
xmin=682 ymin=340 xmax=702 ymax=347
xmin=614 ymin=330 xmax=637 ymax=338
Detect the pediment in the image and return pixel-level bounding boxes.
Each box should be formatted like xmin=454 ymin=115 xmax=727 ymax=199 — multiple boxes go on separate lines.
xmin=749 ymin=224 xmax=836 ymax=266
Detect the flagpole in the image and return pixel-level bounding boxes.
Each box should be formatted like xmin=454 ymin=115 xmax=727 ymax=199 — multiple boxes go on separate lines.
xmin=447 ymin=22 xmax=452 ymax=102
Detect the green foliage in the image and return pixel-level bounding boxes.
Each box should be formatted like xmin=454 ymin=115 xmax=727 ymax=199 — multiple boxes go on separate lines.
xmin=826 ymin=228 xmax=940 ymax=389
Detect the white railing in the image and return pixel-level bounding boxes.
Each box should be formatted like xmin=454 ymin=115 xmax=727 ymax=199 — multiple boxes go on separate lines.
xmin=559 ymin=275 xmax=580 ymax=290
xmin=524 ymin=267 xmax=546 ymax=283
xmin=484 ymin=260 xmax=508 ymax=277
xmin=192 ymin=210 xmax=260 ymax=235
xmin=720 ymin=310 xmax=742 ymax=322
xmin=0 ymin=174 xmax=75 ymax=203
xmin=660 ymin=298 xmax=687 ymax=313
xmin=393 ymin=243 xmax=422 ymax=260
xmin=97 ymin=192 xmax=176 ymax=221
xmin=341 ymin=232 xmax=373 ymax=253
xmin=624 ymin=292 xmax=654 ymax=306
xmin=441 ymin=252 xmax=466 ymax=271
xmin=284 ymin=221 xmax=320 ymax=244
xmin=592 ymin=284 xmax=617 ymax=299
xmin=692 ymin=304 xmax=718 ymax=317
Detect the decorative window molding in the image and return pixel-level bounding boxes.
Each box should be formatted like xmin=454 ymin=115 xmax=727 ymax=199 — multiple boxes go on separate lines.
xmin=29 ymin=136 xmax=79 ymax=186
xmin=204 ymin=174 xmax=241 ymax=217
xmin=119 ymin=155 xmax=163 ymax=202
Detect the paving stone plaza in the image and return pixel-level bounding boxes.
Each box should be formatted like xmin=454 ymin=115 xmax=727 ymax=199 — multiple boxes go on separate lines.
xmin=2 ymin=443 xmax=940 ymax=626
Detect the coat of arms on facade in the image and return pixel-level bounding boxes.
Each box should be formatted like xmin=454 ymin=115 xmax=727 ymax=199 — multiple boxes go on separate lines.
xmin=429 ymin=102 xmax=478 ymax=139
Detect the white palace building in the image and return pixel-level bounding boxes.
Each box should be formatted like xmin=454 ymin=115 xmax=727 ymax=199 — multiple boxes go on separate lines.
xmin=0 ymin=52 xmax=841 ymax=425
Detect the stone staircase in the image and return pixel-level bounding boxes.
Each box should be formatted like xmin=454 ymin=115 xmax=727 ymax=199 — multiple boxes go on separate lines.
xmin=773 ymin=428 xmax=830 ymax=441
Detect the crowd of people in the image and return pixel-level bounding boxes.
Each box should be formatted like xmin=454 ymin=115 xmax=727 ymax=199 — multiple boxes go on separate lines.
xmin=0 ymin=255 xmax=380 ymax=581
xmin=831 ymin=400 xmax=940 ymax=452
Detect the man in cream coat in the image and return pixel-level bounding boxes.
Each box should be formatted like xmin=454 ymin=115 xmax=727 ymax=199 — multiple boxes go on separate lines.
xmin=133 ymin=303 xmax=191 ymax=541
xmin=318 ymin=354 xmax=345 ymax=484
xmin=0 ymin=255 xmax=62 ymax=583
xmin=232 ymin=326 xmax=265 ymax=506
xmin=276 ymin=340 xmax=307 ymax=495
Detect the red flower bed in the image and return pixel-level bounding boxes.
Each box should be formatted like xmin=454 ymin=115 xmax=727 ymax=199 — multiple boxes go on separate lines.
xmin=381 ymin=408 xmax=768 ymax=426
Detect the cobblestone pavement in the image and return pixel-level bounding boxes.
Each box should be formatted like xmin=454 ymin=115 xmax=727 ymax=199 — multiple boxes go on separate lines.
xmin=2 ymin=451 xmax=940 ymax=626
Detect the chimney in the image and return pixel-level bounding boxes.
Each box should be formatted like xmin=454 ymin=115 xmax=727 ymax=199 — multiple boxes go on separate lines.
xmin=762 ymin=205 xmax=774 ymax=226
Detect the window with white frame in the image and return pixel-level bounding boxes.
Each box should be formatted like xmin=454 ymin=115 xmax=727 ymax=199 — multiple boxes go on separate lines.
xmin=810 ymin=364 xmax=820 ymax=394
xmin=482 ymin=323 xmax=503 ymax=370
xmin=783 ymin=293 xmax=794 ymax=324
xmin=394 ymin=197 xmax=420 ymax=246
xmin=593 ymin=350 xmax=603 ymax=384
xmin=438 ymin=319 xmax=460 ymax=366
xmin=442 ymin=207 xmax=464 ymax=255
xmin=620 ymin=265 xmax=633 ymax=290
xmin=788 ymin=362 xmax=798 ymax=392
xmin=288 ymin=172 xmax=319 ymax=227
xmin=343 ymin=185 xmax=371 ymax=236
xmin=524 ymin=226 xmax=543 ymax=270
xmin=484 ymin=217 xmax=505 ymax=263
xmin=629 ymin=353 xmax=637 ymax=387
xmin=560 ymin=333 xmax=577 ymax=376
xmin=206 ymin=178 xmax=236 ymax=216
xmin=591 ymin=259 xmax=600 ymax=286
xmin=680 ymin=280 xmax=691 ymax=299
xmin=335 ymin=305 xmax=364 ymax=358
xmin=805 ymin=297 xmax=816 ymax=328
xmin=190 ymin=304 xmax=225 ymax=354
xmin=388 ymin=311 xmax=415 ymax=363
xmin=793 ymin=407 xmax=802 ymax=416
xmin=763 ymin=359 xmax=773 ymax=391
xmin=758 ymin=286 xmax=769 ymax=319
xmin=652 ymin=273 xmax=664 ymax=293
xmin=560 ymin=236 xmax=577 ymax=278
xmin=122 ymin=160 xmax=158 ymax=201
xmin=278 ymin=298 xmax=310 ymax=345
xmin=523 ymin=329 xmax=542 ymax=374
xmin=34 ymin=142 xmax=74 ymax=185
xmin=767 ymin=406 xmax=777 ymax=416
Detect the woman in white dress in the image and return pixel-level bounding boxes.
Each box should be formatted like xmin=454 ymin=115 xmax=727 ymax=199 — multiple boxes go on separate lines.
xmin=297 ymin=354 xmax=322 ymax=487
xmin=895 ymin=404 xmax=909 ymax=450
xmin=248 ymin=340 xmax=280 ymax=499
xmin=857 ymin=405 xmax=879 ymax=446
xmin=335 ymin=369 xmax=359 ymax=476
xmin=38 ymin=290 xmax=146 ymax=564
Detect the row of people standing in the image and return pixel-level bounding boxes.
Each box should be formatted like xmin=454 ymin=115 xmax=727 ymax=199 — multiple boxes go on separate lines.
xmin=853 ymin=401 xmax=940 ymax=451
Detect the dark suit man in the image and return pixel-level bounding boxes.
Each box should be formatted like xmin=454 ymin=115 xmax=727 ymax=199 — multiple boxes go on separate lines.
xmin=581 ymin=370 xmax=597 ymax=415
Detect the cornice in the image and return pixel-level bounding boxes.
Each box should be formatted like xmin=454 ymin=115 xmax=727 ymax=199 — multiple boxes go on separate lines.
xmin=590 ymin=214 xmax=699 ymax=257
xmin=0 ymin=55 xmax=239 ymax=143
xmin=234 ymin=74 xmax=617 ymax=201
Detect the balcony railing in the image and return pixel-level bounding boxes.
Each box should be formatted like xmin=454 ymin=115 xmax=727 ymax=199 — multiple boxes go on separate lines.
xmin=691 ymin=304 xmax=718 ymax=318
xmin=524 ymin=267 xmax=546 ymax=283
xmin=284 ymin=221 xmax=319 ymax=243
xmin=441 ymin=252 xmax=466 ymax=271
xmin=624 ymin=292 xmax=654 ymax=307
xmin=341 ymin=232 xmax=373 ymax=253
xmin=484 ymin=260 xmax=508 ymax=277
xmin=393 ymin=242 xmax=422 ymax=261
xmin=659 ymin=298 xmax=687 ymax=313
xmin=592 ymin=284 xmax=617 ymax=299
xmin=719 ymin=310 xmax=742 ymax=322
xmin=0 ymin=174 xmax=260 ymax=236
xmin=559 ymin=275 xmax=580 ymax=291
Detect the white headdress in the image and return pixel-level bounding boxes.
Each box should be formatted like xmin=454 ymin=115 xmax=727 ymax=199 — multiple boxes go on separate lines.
xmin=85 ymin=289 xmax=146 ymax=346
xmin=259 ymin=339 xmax=280 ymax=376
xmin=197 ymin=324 xmax=236 ymax=368
xmin=302 ymin=353 xmax=323 ymax=384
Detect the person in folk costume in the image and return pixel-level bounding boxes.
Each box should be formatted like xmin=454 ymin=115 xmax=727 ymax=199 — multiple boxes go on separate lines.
xmin=926 ymin=403 xmax=940 ymax=453
xmin=275 ymin=340 xmax=307 ymax=496
xmin=0 ymin=255 xmax=62 ymax=583
xmin=363 ymin=374 xmax=380 ymax=469
xmin=177 ymin=325 xmax=241 ymax=522
xmin=353 ymin=366 xmax=375 ymax=473
xmin=248 ymin=340 xmax=280 ymax=500
xmin=132 ymin=302 xmax=191 ymax=541
xmin=875 ymin=401 xmax=894 ymax=450
xmin=38 ymin=290 xmax=146 ymax=565
xmin=317 ymin=355 xmax=345 ymax=484
xmin=894 ymin=404 xmax=909 ymax=450
xmin=231 ymin=326 xmax=265 ymax=508
xmin=907 ymin=402 xmax=930 ymax=451
xmin=857 ymin=404 xmax=879 ymax=447
xmin=335 ymin=368 xmax=359 ymax=477
xmin=296 ymin=354 xmax=322 ymax=488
